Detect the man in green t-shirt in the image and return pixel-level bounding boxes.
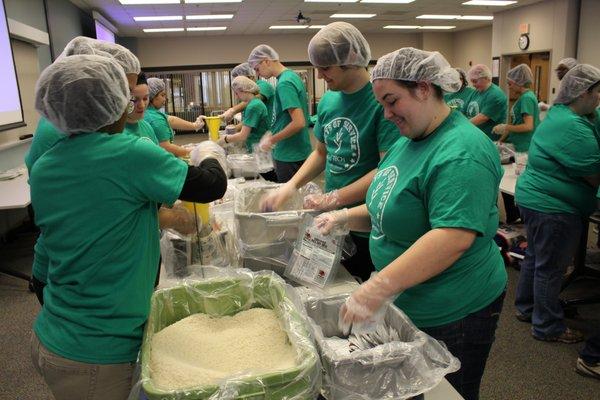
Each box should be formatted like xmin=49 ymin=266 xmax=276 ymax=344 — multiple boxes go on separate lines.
xmin=466 ymin=64 xmax=508 ymax=141
xmin=493 ymin=64 xmax=540 ymax=152
xmin=248 ymin=45 xmax=312 ymax=182
xmin=220 ymin=62 xmax=275 ymax=124
xmin=261 ymin=22 xmax=399 ymax=281
xmin=444 ymin=68 xmax=475 ymax=116
xmin=123 ymin=73 xmax=159 ymax=145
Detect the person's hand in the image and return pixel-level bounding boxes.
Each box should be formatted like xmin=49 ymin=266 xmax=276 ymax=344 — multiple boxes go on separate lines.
xmin=313 ymin=208 xmax=349 ymax=236
xmin=338 ymin=273 xmax=397 ymax=335
xmin=159 ymin=205 xmax=197 ymax=235
xmin=538 ymin=101 xmax=549 ymax=111
xmin=194 ymin=115 xmax=206 ymax=131
xmin=260 ymin=182 xmax=296 ymax=212
xmin=217 ymin=137 xmax=227 ymax=147
xmin=492 ymin=124 xmax=508 ymax=135
xmin=259 ymin=135 xmax=274 ymax=152
xmin=303 ymin=190 xmax=340 ymax=211
xmin=220 ymin=108 xmax=235 ymax=122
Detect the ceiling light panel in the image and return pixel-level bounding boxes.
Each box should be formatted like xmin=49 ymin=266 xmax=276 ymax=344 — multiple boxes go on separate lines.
xmin=120 ymin=0 xmax=180 ymax=4
xmin=187 ymin=26 xmax=228 ymax=31
xmin=361 ymin=0 xmax=415 ymax=3
xmin=308 ymin=25 xmax=327 ymax=29
xmin=186 ymin=14 xmax=234 ymax=20
xmin=305 ymin=0 xmax=358 ymax=2
xmin=143 ymin=28 xmax=185 ymax=32
xmin=134 ymin=16 xmax=183 ymax=21
xmin=185 ymin=0 xmax=243 ymax=3
xmin=417 ymin=14 xmax=461 ymax=19
xmin=330 ymin=14 xmax=376 ymax=18
xmin=384 ymin=25 xmax=420 ymax=29
xmin=458 ymin=15 xmax=494 ymax=20
xmin=463 ymin=1 xmax=517 ymax=6
xmin=269 ymin=25 xmax=309 ymax=29
xmin=420 ymin=26 xmax=456 ymax=29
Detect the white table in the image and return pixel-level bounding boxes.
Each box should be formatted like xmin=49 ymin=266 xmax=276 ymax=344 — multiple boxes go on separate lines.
xmin=500 ymin=163 xmax=517 ymax=196
xmin=425 ymin=378 xmax=463 ymax=399
xmin=0 ymin=170 xmax=30 ymax=209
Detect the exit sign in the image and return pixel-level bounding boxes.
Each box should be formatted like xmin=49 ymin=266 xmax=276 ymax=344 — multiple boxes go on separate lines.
xmin=519 ymin=23 xmax=529 ymax=34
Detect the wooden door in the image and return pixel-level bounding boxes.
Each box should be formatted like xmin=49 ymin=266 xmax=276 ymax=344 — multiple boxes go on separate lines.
xmin=507 ymin=52 xmax=549 ymax=105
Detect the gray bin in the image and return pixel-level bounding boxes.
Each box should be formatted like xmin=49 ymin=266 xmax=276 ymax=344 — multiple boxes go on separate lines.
xmin=304 ymin=295 xmax=460 ymax=400
xmin=234 ymin=184 xmax=315 ymax=270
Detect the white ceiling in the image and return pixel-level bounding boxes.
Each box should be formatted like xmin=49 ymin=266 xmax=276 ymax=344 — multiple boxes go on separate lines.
xmin=70 ymin=0 xmax=545 ymax=37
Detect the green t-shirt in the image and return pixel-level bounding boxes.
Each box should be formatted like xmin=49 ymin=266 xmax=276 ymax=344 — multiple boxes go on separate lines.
xmin=271 ymin=69 xmax=312 ymax=162
xmin=243 ymin=97 xmax=270 ymax=153
xmin=30 ymin=132 xmax=187 ymax=364
xmin=257 ymin=79 xmax=275 ymax=121
xmin=144 ymin=105 xmax=173 ymax=143
xmin=314 ymin=83 xmax=399 ymax=194
xmin=444 ymin=86 xmax=476 ymax=116
xmin=515 ymin=104 xmax=600 ymax=216
xmin=507 ymin=90 xmax=540 ymax=152
xmin=466 ymin=83 xmax=508 ymax=141
xmin=25 ymin=117 xmax=67 ymax=173
xmin=123 ymin=120 xmax=159 ymax=145
xmin=366 ymin=110 xmax=507 ymax=328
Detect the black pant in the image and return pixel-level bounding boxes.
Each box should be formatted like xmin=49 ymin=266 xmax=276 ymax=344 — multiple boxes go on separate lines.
xmin=421 ymin=291 xmax=506 ymax=400
xmin=31 ymin=275 xmax=45 ymax=306
xmin=340 ymin=233 xmax=375 ymax=283
xmin=259 ymin=169 xmax=278 ymax=182
xmin=273 ymin=159 xmax=305 ymax=183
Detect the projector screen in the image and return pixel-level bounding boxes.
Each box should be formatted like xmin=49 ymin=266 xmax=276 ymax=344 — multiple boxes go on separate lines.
xmin=0 ymin=0 xmax=24 ymax=130
xmin=95 ymin=20 xmax=115 ymax=43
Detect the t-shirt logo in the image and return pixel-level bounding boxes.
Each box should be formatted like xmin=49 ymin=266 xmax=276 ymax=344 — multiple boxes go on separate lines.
xmin=324 ymin=117 xmax=360 ymax=174
xmin=467 ymin=101 xmax=480 ymax=118
xmin=510 ymin=105 xmax=516 ymax=124
xmin=448 ymin=98 xmax=464 ymax=110
xmin=368 ymin=166 xmax=398 ymax=241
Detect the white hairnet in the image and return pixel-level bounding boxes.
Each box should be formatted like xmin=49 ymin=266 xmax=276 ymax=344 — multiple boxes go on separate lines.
xmin=554 ymin=64 xmax=600 ymax=105
xmin=59 ymin=36 xmax=141 ymax=74
xmin=231 ymin=63 xmax=256 ymax=79
xmin=371 ymin=47 xmax=461 ymax=93
xmin=308 ymin=22 xmax=371 ymax=68
xmin=507 ymin=64 xmax=533 ymax=86
xmin=231 ymin=76 xmax=259 ymax=94
xmin=147 ymin=77 xmax=166 ymax=100
xmin=35 ymin=54 xmax=129 ymax=134
xmin=557 ymin=57 xmax=578 ymax=70
xmin=468 ymin=64 xmax=492 ymax=81
xmin=248 ymin=45 xmax=279 ymax=68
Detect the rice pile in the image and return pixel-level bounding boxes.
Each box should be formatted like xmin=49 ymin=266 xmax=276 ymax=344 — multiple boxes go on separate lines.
xmin=150 ymin=307 xmax=298 ymax=390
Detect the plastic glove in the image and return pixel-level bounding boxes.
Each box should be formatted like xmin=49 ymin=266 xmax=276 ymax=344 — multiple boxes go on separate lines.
xmin=159 ymin=205 xmax=197 ymax=235
xmin=220 ymin=108 xmax=235 ymax=122
xmin=492 ymin=124 xmax=508 ymax=135
xmin=260 ymin=182 xmax=296 ymax=212
xmin=194 ymin=116 xmax=206 ymax=131
xmin=259 ymin=134 xmax=274 ymax=152
xmin=538 ymin=101 xmax=549 ymax=111
xmin=339 ymin=273 xmax=397 ymax=335
xmin=303 ymin=190 xmax=340 ymax=211
xmin=314 ymin=208 xmax=349 ymax=236
xmin=190 ymin=141 xmax=229 ymax=175
xmin=217 ymin=137 xmax=227 ymax=147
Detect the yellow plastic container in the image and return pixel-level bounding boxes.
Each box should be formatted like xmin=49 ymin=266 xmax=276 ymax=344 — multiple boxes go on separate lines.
xmin=181 ymin=201 xmax=210 ymax=226
xmin=204 ymin=116 xmax=221 ymax=141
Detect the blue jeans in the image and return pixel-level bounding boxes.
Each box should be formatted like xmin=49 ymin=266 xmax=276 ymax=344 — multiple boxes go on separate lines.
xmin=581 ymin=335 xmax=600 ymax=364
xmin=515 ymin=206 xmax=583 ymax=338
xmin=421 ymin=292 xmax=505 ymax=400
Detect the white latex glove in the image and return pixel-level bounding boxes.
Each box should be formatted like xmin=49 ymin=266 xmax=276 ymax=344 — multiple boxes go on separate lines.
xmin=339 ymin=273 xmax=397 ymax=335
xmin=220 ymin=108 xmax=235 ymax=122
xmin=303 ymin=190 xmax=340 ymax=211
xmin=492 ymin=124 xmax=508 ymax=135
xmin=217 ymin=137 xmax=227 ymax=147
xmin=194 ymin=115 xmax=206 ymax=131
xmin=314 ymin=208 xmax=349 ymax=236
xmin=259 ymin=134 xmax=274 ymax=152
xmin=260 ymin=182 xmax=296 ymax=212
xmin=538 ymin=101 xmax=549 ymax=111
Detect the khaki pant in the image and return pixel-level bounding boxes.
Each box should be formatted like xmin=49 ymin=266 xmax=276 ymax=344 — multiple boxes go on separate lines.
xmin=30 ymin=332 xmax=135 ymax=400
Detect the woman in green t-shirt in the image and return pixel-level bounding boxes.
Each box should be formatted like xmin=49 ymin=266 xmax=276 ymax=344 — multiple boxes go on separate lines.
xmin=514 ymin=64 xmax=600 ymax=345
xmin=444 ymin=67 xmax=475 ymax=116
xmin=314 ymin=48 xmax=507 ymax=400
xmin=493 ymin=64 xmax=540 ymax=152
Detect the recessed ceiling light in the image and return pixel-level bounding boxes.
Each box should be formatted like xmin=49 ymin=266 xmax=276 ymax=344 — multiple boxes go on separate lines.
xmin=420 ymin=25 xmax=456 ymax=29
xmin=143 ymin=28 xmax=185 ymax=32
xmin=187 ymin=26 xmax=228 ymax=31
xmin=458 ymin=15 xmax=494 ymax=20
xmin=269 ymin=25 xmax=309 ymax=29
xmin=186 ymin=14 xmax=234 ymax=20
xmin=417 ymin=14 xmax=461 ymax=19
xmin=361 ymin=0 xmax=415 ymax=3
xmin=330 ymin=13 xmax=376 ymax=18
xmin=120 ymin=0 xmax=179 ymax=4
xmin=463 ymin=1 xmax=517 ymax=5
xmin=134 ymin=16 xmax=183 ymax=21
xmin=305 ymin=0 xmax=357 ymax=2
xmin=308 ymin=25 xmax=327 ymax=29
xmin=184 ymin=0 xmax=243 ymax=3
xmin=384 ymin=25 xmax=420 ymax=29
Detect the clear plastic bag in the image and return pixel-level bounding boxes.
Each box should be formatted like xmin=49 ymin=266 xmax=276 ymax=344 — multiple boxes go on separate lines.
xmin=227 ymin=154 xmax=259 ymax=179
xmin=304 ymin=294 xmax=460 ymax=400
xmin=127 ymin=268 xmax=322 ymax=400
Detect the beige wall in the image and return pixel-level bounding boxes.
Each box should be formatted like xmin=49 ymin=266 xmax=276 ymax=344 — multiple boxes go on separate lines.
xmin=452 ymin=26 xmax=492 ymax=72
xmin=422 ymin=32 xmax=455 ymax=66
xmin=578 ymin=0 xmax=600 ymax=67
xmin=136 ymin=32 xmax=422 ymax=68
xmin=492 ymin=0 xmax=579 ymax=101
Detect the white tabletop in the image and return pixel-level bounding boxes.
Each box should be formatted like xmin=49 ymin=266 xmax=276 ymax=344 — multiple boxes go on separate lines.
xmin=0 ymin=170 xmax=30 ymax=210
xmin=425 ymin=378 xmax=463 ymax=399
xmin=500 ymin=163 xmax=517 ymax=196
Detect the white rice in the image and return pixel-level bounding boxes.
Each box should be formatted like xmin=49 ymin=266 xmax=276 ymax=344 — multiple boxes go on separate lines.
xmin=150 ymin=308 xmax=298 ymax=390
